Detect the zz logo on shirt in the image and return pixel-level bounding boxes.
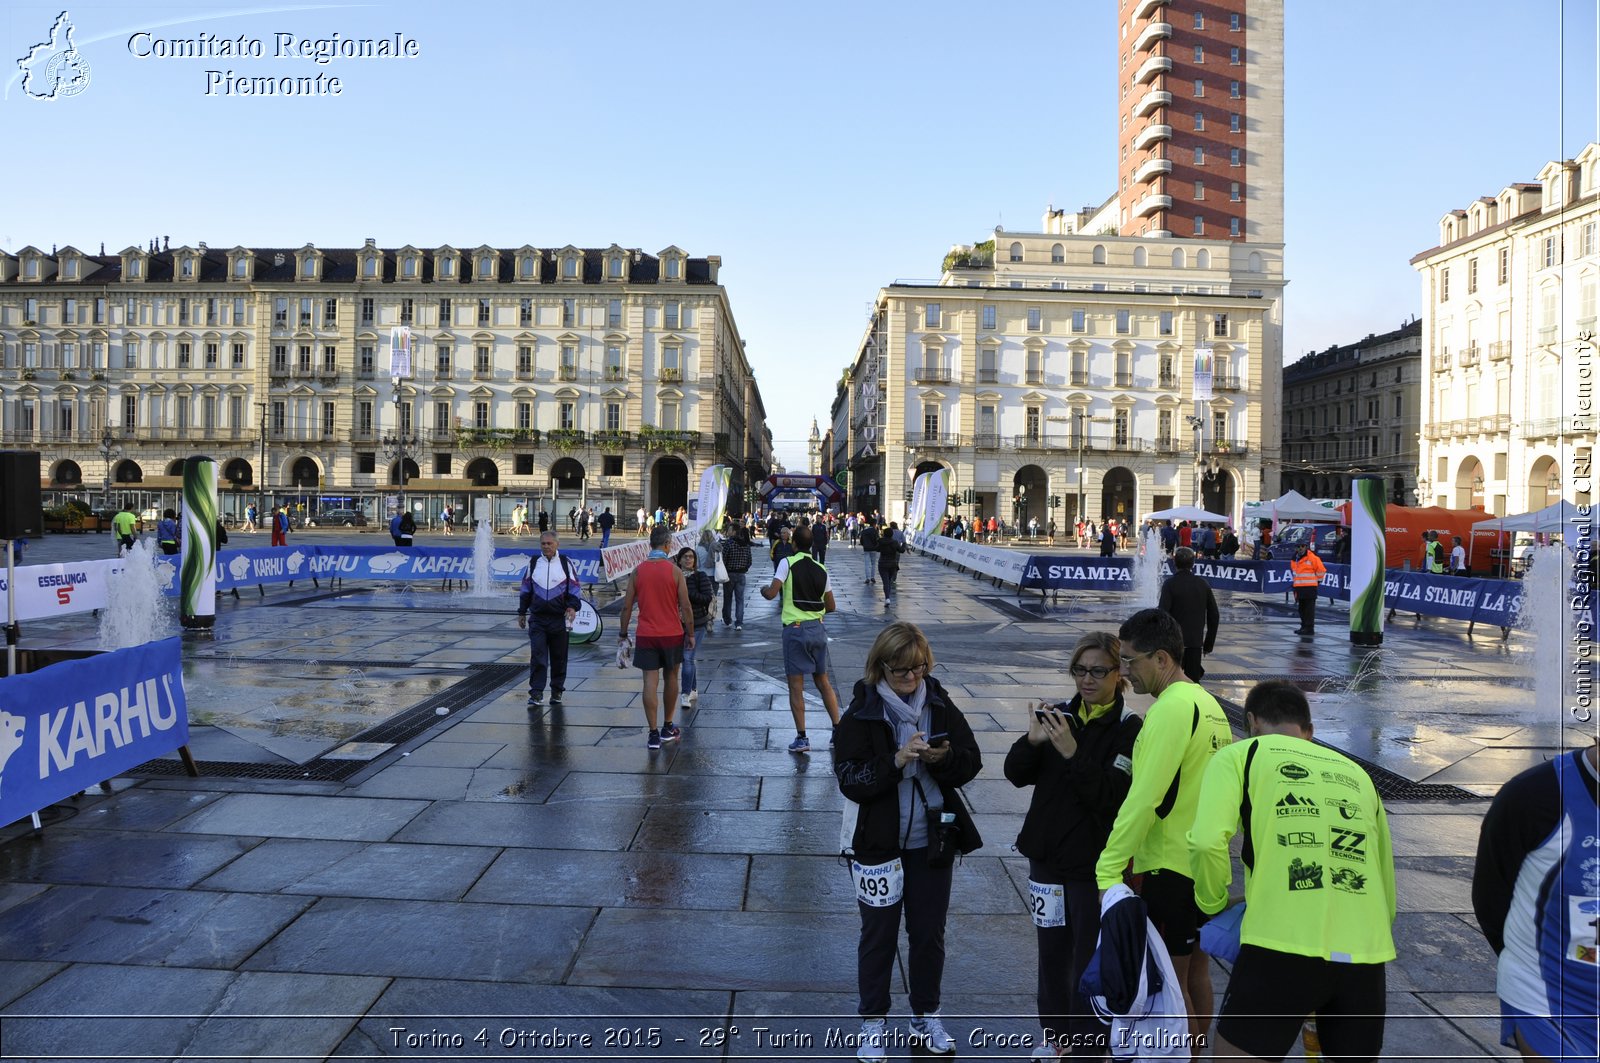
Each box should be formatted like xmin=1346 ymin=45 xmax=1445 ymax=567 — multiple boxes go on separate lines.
xmin=1330 ymin=826 xmax=1367 ymax=860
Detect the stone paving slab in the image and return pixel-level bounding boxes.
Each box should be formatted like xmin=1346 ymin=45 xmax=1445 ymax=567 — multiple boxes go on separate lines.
xmin=392 ymin=800 xmax=647 ymax=850
xmin=168 ymin=793 xmax=431 ymax=842
xmin=0 ymin=828 xmax=258 ymax=890
xmin=242 ymin=896 xmax=596 ymax=982
xmin=544 ymin=771 xmax=760 ymax=810
xmin=468 ymin=848 xmax=749 ymax=909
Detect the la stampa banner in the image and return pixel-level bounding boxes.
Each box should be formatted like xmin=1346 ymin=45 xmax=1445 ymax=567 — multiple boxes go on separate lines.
xmin=0 ymin=638 xmax=190 ymax=825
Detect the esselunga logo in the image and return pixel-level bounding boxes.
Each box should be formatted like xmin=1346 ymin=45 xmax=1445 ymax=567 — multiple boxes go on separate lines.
xmin=17 ymin=10 xmax=91 ymax=101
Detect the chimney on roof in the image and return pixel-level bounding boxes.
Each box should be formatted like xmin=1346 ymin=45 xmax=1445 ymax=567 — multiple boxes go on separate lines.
xmin=198 ymin=242 xmax=206 ymax=253
xmin=163 ymin=236 xmax=169 ymax=251
xmin=100 ymin=242 xmax=105 ymax=255
xmin=51 ymin=244 xmax=56 ymax=254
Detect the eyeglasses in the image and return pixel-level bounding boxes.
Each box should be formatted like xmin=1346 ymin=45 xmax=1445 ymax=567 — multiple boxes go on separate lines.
xmin=1119 ymin=650 xmax=1154 ymax=668
xmin=887 ymin=662 xmax=929 ymax=680
xmin=1070 ymin=664 xmax=1116 ymax=679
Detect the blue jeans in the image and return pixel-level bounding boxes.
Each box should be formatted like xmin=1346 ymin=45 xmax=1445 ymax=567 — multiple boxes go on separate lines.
xmin=863 ymin=549 xmax=876 ymax=580
xmin=722 ymin=572 xmax=747 ymax=626
xmin=682 ymin=623 xmax=706 ymax=692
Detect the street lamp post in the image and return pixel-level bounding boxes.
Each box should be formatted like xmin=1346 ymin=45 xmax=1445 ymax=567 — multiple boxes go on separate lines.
xmin=256 ymin=401 xmax=268 ymax=522
xmin=1186 ymin=414 xmax=1206 ymax=507
xmin=381 ymin=384 xmax=417 ymax=516
xmin=98 ymin=425 xmax=121 ymax=513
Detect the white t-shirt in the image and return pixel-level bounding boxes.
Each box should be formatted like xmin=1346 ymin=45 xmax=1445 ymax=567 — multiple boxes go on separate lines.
xmin=1450 ymin=544 xmax=1466 ymax=570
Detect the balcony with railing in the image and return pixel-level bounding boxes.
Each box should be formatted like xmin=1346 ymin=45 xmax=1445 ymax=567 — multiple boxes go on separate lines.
xmin=473 ymin=362 xmax=494 ymax=380
xmin=1134 ymin=155 xmax=1174 ymax=183
xmin=356 ymin=366 xmax=376 ymax=380
xmin=659 ymin=367 xmax=683 ymax=383
xmin=1213 ymin=371 xmax=1242 ymax=390
xmin=1070 ymin=370 xmax=1089 ymax=386
xmin=1133 ymin=192 xmax=1173 ymax=218
xmin=1115 ymin=371 xmax=1134 ymax=387
xmin=911 ymin=366 xmax=951 ymax=385
xmin=1133 ymin=0 xmax=1168 ymax=18
xmin=1026 ymin=369 xmax=1045 ymax=385
xmin=1489 ymin=340 xmax=1511 ymax=361
xmin=1133 ymin=124 xmax=1172 ymax=152
xmin=978 ymin=368 xmax=999 ymax=383
xmin=604 ymin=365 xmax=627 ymax=381
xmin=1014 ymin=433 xmax=1068 ymax=451
xmin=1206 ymin=438 xmax=1250 ymax=457
xmin=904 ymin=432 xmax=961 ymax=449
xmin=558 ymin=365 xmax=578 ymax=381
xmin=593 ymin=429 xmax=631 ymax=450
xmin=1134 ymin=89 xmax=1173 ymax=119
xmin=515 ymin=365 xmax=535 ymax=380
xmin=1134 ymin=54 xmax=1173 ymax=84
xmin=456 ymin=427 xmax=539 ymax=448
xmin=349 ymin=427 xmax=376 ymax=443
xmin=1158 ymin=372 xmax=1178 ymax=389
xmin=973 ymin=432 xmax=1001 ymax=449
xmin=1134 ymin=20 xmax=1171 ymax=52
xmin=1522 ymin=417 xmax=1565 ymax=439
xmin=637 ymin=427 xmax=700 ymax=451
xmin=1458 ymin=345 xmax=1480 ymax=368
xmin=1431 ymin=352 xmax=1452 ymax=372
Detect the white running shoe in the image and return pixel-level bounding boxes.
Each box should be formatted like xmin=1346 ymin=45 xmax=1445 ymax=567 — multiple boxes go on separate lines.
xmin=909 ymin=1012 xmax=955 ymax=1055
xmin=855 ymin=1018 xmax=888 ymax=1063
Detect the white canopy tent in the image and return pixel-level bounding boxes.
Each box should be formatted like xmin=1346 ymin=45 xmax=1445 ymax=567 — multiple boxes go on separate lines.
xmin=1474 ymin=500 xmax=1597 ymax=535
xmin=1252 ymin=490 xmax=1344 ymax=523
xmin=1145 ymin=505 xmax=1231 ymax=523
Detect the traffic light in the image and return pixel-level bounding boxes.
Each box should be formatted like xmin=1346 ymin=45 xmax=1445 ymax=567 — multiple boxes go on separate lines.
xmin=963 ymin=488 xmax=975 ymax=505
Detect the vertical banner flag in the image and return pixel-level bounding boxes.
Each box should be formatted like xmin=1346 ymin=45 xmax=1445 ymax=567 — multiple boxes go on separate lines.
xmin=389 ymin=325 xmax=412 ymax=380
xmin=921 ymin=467 xmax=950 ymax=531
xmin=1349 ymin=475 xmax=1387 ymax=646
xmin=1193 ymin=347 xmax=1215 ymax=403
xmin=180 ymin=456 xmax=218 ymax=630
xmin=909 ymin=473 xmax=928 ymax=532
xmin=693 ymin=465 xmax=732 ymax=532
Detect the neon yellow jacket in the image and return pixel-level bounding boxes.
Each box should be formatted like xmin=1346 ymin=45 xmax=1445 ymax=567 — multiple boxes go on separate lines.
xmin=1094 ymin=680 xmax=1231 ymax=888
xmin=1188 ymin=734 xmax=1397 ymax=963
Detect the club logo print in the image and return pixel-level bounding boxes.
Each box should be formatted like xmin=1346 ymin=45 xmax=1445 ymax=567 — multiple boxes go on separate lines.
xmin=1331 ymin=866 xmax=1367 ymax=893
xmin=1288 ymin=857 xmax=1324 ymax=890
xmin=17 ymin=11 xmax=91 ymax=101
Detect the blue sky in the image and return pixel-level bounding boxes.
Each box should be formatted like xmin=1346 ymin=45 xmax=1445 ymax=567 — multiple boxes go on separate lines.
xmin=3 ymin=0 xmax=1597 ymax=470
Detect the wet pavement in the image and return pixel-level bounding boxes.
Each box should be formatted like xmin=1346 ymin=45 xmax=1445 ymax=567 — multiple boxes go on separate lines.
xmin=0 ymin=529 xmax=1583 ymax=1059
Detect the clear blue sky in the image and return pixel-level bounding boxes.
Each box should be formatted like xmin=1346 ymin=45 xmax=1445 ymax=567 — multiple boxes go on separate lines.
xmin=4 ymin=1 xmax=1596 ymax=471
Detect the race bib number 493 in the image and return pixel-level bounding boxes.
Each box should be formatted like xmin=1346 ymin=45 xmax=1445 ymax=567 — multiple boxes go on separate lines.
xmin=852 ymin=857 xmax=904 ymax=908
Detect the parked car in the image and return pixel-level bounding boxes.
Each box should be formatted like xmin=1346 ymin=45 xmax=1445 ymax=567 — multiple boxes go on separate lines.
xmin=1268 ymin=522 xmax=1343 ymax=561
xmin=309 ymin=508 xmax=368 ymax=527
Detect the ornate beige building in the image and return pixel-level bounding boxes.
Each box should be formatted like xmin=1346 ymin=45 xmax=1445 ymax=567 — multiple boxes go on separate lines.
xmin=0 ymin=240 xmax=772 ymax=520
xmin=1412 ymin=143 xmax=1598 ymax=514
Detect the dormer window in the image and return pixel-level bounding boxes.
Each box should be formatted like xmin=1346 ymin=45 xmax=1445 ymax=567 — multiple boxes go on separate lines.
xmin=302 ymin=258 xmax=315 ymax=276
xmin=441 ymin=257 xmax=455 ymax=278
xmin=234 ymin=258 xmax=247 ymax=277
xmin=128 ymin=258 xmax=141 ymax=278
xmin=181 ymin=259 xmax=194 ymax=277
xmin=63 ymin=259 xmax=77 ymax=279
xmin=24 ymin=258 xmax=38 ymax=278
xmin=609 ymin=256 xmax=624 ymax=278
xmin=363 ymin=256 xmax=377 ymax=277
xmin=480 ymin=255 xmax=494 ymax=276
xmin=562 ymin=255 xmax=579 ymax=279
xmin=520 ymin=256 xmax=535 ymax=278
xmin=665 ymin=257 xmax=680 ymax=279
xmin=403 ymin=257 xmax=417 ymax=277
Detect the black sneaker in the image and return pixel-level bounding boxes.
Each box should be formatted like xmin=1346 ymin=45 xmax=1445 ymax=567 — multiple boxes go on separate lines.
xmin=527 ymin=692 xmax=544 ymax=707
xmin=647 ymin=729 xmax=662 ymax=750
xmin=549 ymin=691 xmax=563 ymax=705
xmin=660 ymin=721 xmax=682 ymax=743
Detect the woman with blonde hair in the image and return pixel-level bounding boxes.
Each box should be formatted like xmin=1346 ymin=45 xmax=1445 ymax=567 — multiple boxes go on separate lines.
xmin=1005 ymin=632 xmax=1143 ymax=1059
xmin=833 ymin=621 xmax=983 ymax=1062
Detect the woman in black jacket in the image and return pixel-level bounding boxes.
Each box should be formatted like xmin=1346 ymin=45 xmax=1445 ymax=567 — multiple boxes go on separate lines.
xmin=1004 ymin=631 xmax=1142 ymax=1059
xmin=833 ymin=621 xmax=982 ymax=1062
xmin=675 ymin=548 xmax=714 ymax=707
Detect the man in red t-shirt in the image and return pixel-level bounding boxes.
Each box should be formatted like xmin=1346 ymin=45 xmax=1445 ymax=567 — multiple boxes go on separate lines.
xmin=618 ymin=525 xmax=695 ymax=750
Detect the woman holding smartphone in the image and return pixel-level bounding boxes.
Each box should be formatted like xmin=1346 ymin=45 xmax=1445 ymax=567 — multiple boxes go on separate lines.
xmin=833 ymin=621 xmax=983 ymax=1062
xmin=1005 ymin=632 xmax=1143 ymax=1059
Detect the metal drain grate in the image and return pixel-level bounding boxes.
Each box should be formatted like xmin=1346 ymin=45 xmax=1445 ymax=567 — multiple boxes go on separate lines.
xmin=1213 ymin=695 xmax=1485 ymax=803
xmin=129 ymin=663 xmax=525 ymax=782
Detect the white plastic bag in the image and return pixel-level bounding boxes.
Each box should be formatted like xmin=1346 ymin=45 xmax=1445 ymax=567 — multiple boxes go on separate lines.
xmin=615 ymin=636 xmax=633 ymax=669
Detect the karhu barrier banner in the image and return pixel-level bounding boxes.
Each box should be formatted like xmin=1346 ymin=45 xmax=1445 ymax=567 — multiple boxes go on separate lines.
xmin=0 ymin=637 xmax=189 ymax=825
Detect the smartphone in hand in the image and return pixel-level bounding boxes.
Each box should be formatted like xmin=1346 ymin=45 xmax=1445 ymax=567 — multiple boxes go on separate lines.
xmin=925 ymin=732 xmax=949 ymax=746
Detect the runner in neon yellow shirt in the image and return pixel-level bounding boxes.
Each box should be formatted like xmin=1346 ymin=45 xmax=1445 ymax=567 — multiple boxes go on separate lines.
xmin=1188 ymin=679 xmax=1395 ymax=1061
xmin=1093 ymin=609 xmax=1231 ymax=1054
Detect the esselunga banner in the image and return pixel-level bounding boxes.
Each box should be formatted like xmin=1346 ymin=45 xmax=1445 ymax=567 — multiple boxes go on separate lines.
xmin=0 ymin=557 xmax=177 ymax=622
xmin=600 ymin=530 xmax=700 ymax=583
xmin=907 ymin=530 xmax=1032 ymax=585
xmin=0 ymin=637 xmax=189 ymax=826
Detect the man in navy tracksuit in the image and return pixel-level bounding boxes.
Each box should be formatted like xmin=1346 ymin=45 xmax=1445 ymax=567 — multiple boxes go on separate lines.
xmin=517 ymin=531 xmax=583 ymax=707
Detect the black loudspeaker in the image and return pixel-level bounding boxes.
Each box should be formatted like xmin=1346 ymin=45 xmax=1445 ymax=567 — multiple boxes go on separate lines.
xmin=0 ymin=450 xmax=43 ymax=539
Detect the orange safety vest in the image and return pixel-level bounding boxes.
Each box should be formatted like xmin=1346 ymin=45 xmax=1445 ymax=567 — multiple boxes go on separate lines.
xmin=1289 ymin=552 xmax=1326 ymax=588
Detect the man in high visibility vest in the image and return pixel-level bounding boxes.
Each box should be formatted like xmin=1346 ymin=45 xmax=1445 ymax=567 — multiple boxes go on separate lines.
xmin=1289 ymin=541 xmax=1327 ymax=636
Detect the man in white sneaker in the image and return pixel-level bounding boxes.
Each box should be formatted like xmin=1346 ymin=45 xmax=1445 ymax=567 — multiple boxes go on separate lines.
xmin=760 ymin=524 xmax=841 ymax=753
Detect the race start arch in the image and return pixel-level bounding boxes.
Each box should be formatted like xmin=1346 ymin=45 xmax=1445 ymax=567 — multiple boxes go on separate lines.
xmin=762 ymin=473 xmax=844 ymax=508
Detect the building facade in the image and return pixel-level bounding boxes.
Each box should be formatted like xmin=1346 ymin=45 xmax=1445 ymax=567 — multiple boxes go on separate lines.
xmin=1412 ymin=143 xmax=1599 ymax=514
xmin=0 ymin=240 xmax=772 ymax=520
xmin=1280 ymin=320 xmax=1421 ymax=503
xmin=836 ymin=0 xmax=1286 ymax=529
xmin=838 ymin=229 xmax=1283 ymax=528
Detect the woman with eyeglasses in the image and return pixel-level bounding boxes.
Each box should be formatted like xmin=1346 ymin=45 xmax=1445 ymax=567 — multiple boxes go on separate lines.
xmin=833 ymin=621 xmax=983 ymax=1062
xmin=1005 ymin=631 xmax=1144 ymax=1060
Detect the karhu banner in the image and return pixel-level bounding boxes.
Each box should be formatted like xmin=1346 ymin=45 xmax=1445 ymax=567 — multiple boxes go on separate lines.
xmin=0 ymin=638 xmax=190 ymax=825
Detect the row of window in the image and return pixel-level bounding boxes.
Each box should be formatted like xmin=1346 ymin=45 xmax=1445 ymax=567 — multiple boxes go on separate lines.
xmin=934 ymin=405 xmax=1234 ymax=447
xmin=88 ymin=250 xmax=691 ymax=284
xmin=1287 ymin=364 xmax=1408 ymax=404
xmin=1439 ymin=223 xmax=1599 ymax=302
xmin=1002 ymin=243 xmax=1240 ymax=268
xmin=928 ymin=304 xmax=1231 ymax=337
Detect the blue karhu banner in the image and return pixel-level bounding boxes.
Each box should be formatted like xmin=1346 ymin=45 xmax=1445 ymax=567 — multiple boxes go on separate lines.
xmin=0 ymin=638 xmax=190 ymax=825
xmin=211 ymin=545 xmax=606 ymax=591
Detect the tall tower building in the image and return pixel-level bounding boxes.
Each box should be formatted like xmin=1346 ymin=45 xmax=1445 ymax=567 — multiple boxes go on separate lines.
xmin=1116 ymin=0 xmax=1284 ymax=245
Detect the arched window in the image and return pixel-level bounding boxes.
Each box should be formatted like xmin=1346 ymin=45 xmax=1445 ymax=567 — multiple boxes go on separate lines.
xmin=1248 ymin=251 xmax=1262 ymax=273
xmin=1171 ymin=248 xmax=1186 ymax=268
xmin=1009 ymin=242 xmax=1024 ymax=263
xmin=1092 ymin=245 xmax=1107 ymax=265
xmin=1051 ymin=243 xmax=1064 ymax=264
xmin=1133 ymin=246 xmax=1148 ymax=267
xmin=1196 ymin=249 xmax=1211 ymax=269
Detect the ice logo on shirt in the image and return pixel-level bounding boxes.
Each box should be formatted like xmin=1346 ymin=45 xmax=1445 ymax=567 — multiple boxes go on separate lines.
xmin=1275 ymin=792 xmax=1320 ymax=818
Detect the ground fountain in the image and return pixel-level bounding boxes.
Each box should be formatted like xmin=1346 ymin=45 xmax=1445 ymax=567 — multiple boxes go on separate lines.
xmin=99 ymin=538 xmax=174 ymax=649
xmin=466 ymin=517 xmax=497 ymax=597
xmin=1129 ymin=527 xmax=1164 ymax=607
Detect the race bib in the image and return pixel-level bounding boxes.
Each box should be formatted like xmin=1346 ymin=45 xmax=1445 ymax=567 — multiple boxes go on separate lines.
xmin=1027 ymin=879 xmax=1066 ymax=928
xmin=1569 ymin=896 xmax=1600 ymax=965
xmin=852 ymin=857 xmax=904 ymax=908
